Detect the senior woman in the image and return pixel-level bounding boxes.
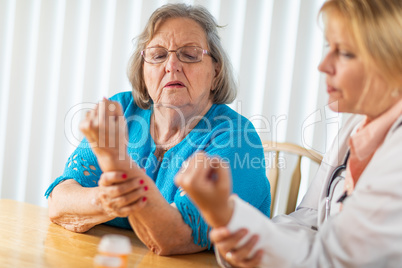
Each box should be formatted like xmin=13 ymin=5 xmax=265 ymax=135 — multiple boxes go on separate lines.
xmin=177 ymin=0 xmax=402 ymax=266
xmin=45 ymin=3 xmax=270 ymax=256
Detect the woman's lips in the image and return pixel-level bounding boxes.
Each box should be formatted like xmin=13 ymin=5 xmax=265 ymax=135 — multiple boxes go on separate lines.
xmin=164 ymin=81 xmax=185 ymax=88
xmin=327 ymin=85 xmax=338 ymax=94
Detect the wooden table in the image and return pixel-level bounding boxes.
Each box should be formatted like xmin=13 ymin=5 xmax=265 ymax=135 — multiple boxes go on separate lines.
xmin=0 ymin=199 xmax=219 ymax=268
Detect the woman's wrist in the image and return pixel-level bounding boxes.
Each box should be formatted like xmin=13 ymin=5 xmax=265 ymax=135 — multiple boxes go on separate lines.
xmin=203 ymin=198 xmax=234 ymax=228
xmin=95 ymin=152 xmax=134 ymax=173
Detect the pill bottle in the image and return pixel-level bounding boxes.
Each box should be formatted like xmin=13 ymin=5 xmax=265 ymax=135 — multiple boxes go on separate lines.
xmin=94 ymin=234 xmax=131 ymax=268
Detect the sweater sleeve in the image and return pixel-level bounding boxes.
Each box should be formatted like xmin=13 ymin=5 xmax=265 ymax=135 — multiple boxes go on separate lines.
xmin=44 ymin=138 xmax=102 ymax=197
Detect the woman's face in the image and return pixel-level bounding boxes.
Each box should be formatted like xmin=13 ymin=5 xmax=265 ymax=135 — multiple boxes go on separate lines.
xmin=143 ymin=17 xmax=218 ymax=113
xmin=318 ymin=15 xmax=394 ymax=119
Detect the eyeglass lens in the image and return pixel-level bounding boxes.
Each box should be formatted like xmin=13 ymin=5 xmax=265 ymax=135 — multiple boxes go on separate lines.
xmin=143 ymin=47 xmax=204 ymax=63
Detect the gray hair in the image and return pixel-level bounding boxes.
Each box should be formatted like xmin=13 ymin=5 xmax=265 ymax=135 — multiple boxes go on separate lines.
xmin=127 ymin=3 xmax=237 ymax=109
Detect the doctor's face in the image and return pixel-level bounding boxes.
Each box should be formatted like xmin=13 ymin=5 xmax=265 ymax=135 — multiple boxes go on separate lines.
xmin=318 ymin=15 xmax=394 ymax=120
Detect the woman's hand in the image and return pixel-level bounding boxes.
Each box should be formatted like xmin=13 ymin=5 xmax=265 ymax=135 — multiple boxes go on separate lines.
xmin=175 ymin=152 xmax=233 ymax=228
xmin=97 ymin=171 xmax=148 ymax=217
xmin=210 ymin=227 xmax=264 ymax=268
xmin=80 ymin=98 xmax=128 ymax=171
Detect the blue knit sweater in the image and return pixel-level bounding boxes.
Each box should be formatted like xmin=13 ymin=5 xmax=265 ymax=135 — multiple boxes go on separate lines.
xmin=45 ymin=91 xmax=271 ymax=248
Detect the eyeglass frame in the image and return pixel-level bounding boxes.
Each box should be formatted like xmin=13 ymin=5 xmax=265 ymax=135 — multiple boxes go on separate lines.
xmin=324 ymin=149 xmax=350 ymax=221
xmin=140 ymin=46 xmax=215 ymax=64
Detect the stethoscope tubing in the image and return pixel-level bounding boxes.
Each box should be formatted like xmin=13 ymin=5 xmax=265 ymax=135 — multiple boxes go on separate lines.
xmin=325 ymin=149 xmax=350 ymax=221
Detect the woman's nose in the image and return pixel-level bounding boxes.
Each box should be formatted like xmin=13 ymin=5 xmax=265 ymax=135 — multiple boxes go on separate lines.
xmin=165 ymin=52 xmax=182 ymax=73
xmin=318 ymin=52 xmax=334 ymax=75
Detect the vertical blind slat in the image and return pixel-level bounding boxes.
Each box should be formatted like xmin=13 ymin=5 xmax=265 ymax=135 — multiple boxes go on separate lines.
xmin=218 ymin=0 xmax=247 ymax=79
xmin=108 ymin=0 xmax=143 ymax=97
xmin=0 ymin=0 xmax=16 ymax=193
xmin=236 ymin=0 xmax=273 ymax=119
xmin=82 ymin=0 xmax=116 ymax=103
xmin=259 ymin=0 xmax=300 ymax=143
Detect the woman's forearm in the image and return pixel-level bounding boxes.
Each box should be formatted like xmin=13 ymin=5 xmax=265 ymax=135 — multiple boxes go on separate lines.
xmin=128 ymin=197 xmax=206 ymax=255
xmin=48 ymin=179 xmax=114 ymax=232
xmin=121 ymin=170 xmax=205 ymax=255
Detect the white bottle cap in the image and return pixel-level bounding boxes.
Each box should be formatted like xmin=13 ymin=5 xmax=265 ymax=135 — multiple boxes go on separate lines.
xmin=98 ymin=234 xmax=132 ymax=255
xmin=94 ymin=255 xmax=122 ymax=267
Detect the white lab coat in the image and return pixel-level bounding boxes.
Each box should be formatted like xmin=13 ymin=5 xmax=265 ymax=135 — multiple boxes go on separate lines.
xmin=216 ymin=114 xmax=402 ymax=268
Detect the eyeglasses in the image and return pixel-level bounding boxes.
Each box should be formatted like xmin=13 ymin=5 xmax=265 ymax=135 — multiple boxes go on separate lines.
xmin=325 ymin=149 xmax=350 ymax=221
xmin=141 ymin=46 xmax=213 ymax=64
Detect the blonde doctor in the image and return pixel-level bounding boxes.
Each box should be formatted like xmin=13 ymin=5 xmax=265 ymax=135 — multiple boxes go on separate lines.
xmin=176 ymin=0 xmax=402 ymax=267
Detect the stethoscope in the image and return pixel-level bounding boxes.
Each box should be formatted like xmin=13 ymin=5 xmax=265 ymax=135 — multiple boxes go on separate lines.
xmin=325 ymin=149 xmax=350 ymax=221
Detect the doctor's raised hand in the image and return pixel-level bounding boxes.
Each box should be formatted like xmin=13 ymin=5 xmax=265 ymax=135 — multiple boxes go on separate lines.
xmin=175 ymin=152 xmax=233 ymax=228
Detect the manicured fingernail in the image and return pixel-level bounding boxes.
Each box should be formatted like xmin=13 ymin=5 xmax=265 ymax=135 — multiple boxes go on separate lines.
xmin=144 ymin=186 xmax=148 ymax=191
xmin=142 ymin=197 xmax=147 ymax=202
xmin=122 ymin=174 xmax=127 ymax=179
xmin=140 ymin=180 xmax=144 ymax=184
xmin=103 ymin=96 xmax=107 ymax=100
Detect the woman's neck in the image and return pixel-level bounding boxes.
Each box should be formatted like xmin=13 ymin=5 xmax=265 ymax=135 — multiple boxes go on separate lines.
xmin=152 ymin=101 xmax=213 ymax=147
xmin=365 ymin=95 xmax=402 ymax=123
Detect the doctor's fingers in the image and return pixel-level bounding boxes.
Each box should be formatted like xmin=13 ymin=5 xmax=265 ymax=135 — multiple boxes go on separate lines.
xmin=176 ymin=153 xmax=210 ymax=188
xmin=224 ymin=234 xmax=259 ymax=264
xmin=232 ymin=249 xmax=264 ymax=268
xmin=211 ymin=228 xmax=248 ymax=253
xmin=208 ymin=158 xmax=232 ymax=192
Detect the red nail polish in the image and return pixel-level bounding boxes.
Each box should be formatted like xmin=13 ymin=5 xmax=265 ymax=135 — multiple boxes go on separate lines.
xmin=144 ymin=186 xmax=148 ymax=191
xmin=142 ymin=197 xmax=147 ymax=202
xmin=140 ymin=180 xmax=144 ymax=184
xmin=122 ymin=174 xmax=127 ymax=179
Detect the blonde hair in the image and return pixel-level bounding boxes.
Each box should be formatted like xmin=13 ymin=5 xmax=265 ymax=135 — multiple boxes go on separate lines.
xmin=127 ymin=3 xmax=237 ymax=109
xmin=319 ymin=0 xmax=402 ymax=92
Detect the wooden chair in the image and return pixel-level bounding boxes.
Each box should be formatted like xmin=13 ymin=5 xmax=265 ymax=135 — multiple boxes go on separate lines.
xmin=262 ymin=141 xmax=323 ymax=216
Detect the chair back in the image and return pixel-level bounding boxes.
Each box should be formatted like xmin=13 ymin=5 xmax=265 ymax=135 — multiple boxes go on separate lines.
xmin=262 ymin=141 xmax=323 ymax=216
